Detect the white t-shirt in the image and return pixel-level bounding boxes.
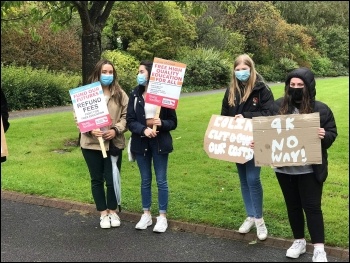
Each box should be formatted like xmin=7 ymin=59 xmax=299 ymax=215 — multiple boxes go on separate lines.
xmin=144 ymin=102 xmax=157 ymax=119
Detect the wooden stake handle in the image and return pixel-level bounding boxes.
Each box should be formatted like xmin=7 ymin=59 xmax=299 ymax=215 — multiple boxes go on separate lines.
xmin=152 ymin=106 xmax=161 ymax=132
xmin=97 ymin=133 xmax=107 ymax=158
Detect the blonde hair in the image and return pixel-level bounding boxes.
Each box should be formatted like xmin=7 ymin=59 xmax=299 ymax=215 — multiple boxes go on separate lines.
xmin=228 ymin=54 xmax=258 ymax=107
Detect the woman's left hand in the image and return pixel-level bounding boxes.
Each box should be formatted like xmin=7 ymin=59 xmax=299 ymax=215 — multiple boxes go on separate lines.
xmin=318 ymin=128 xmax=325 ymax=139
xmin=102 ymin=129 xmax=116 ymax=141
xmin=153 ymin=117 xmax=162 ymax=127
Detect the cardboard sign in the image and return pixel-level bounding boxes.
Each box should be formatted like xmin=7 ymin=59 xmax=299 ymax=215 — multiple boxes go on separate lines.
xmin=69 ymin=82 xmax=112 ymax=133
xmin=252 ymin=113 xmax=321 ymax=167
xmin=204 ymin=115 xmax=254 ymax=164
xmin=145 ymin=57 xmax=186 ymax=109
xmin=1 ymin=116 xmax=8 ymax=158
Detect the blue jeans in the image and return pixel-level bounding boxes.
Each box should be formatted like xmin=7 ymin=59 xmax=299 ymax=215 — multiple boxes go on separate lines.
xmin=236 ymin=158 xmax=263 ymax=219
xmin=135 ymin=139 xmax=169 ymax=214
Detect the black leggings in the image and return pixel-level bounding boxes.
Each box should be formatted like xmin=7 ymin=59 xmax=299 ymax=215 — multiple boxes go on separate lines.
xmin=276 ymin=172 xmax=324 ymax=244
xmin=81 ymin=148 xmax=122 ymax=211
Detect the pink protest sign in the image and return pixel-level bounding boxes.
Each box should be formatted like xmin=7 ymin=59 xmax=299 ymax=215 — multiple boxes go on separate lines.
xmin=145 ymin=57 xmax=186 ymax=109
xmin=69 ymin=82 xmax=112 ymax=133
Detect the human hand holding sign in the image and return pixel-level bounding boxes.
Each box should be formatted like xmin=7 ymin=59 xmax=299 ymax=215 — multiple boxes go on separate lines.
xmin=234 ymin=114 xmax=244 ymax=120
xmin=318 ymin=128 xmax=325 ymax=139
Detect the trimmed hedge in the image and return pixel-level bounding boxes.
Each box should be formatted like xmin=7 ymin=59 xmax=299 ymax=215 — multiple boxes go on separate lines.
xmin=1 ymin=65 xmax=81 ymax=111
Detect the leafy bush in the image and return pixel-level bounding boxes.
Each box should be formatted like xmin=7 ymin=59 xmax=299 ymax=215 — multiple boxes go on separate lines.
xmin=279 ymin=57 xmax=298 ymax=73
xmin=178 ymin=47 xmax=231 ymax=91
xmin=327 ymin=62 xmax=349 ymax=77
xmin=310 ymin=56 xmax=333 ymax=77
xmin=102 ymin=50 xmax=140 ymax=95
xmin=1 ymin=20 xmax=82 ymax=73
xmin=256 ymin=64 xmax=285 ymax=82
xmin=1 ymin=65 xmax=81 ymax=111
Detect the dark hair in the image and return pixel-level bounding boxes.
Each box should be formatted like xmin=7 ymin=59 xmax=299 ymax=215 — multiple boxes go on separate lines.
xmin=140 ymin=60 xmax=153 ymax=80
xmin=279 ymin=67 xmax=314 ymax=114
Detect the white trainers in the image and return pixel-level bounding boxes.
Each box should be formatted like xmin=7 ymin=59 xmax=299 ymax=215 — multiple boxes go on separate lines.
xmin=135 ymin=213 xmax=152 ymax=230
xmin=255 ymin=218 xmax=268 ymax=241
xmin=312 ymin=250 xmax=328 ymax=262
xmin=100 ymin=214 xmax=111 ymax=229
xmin=286 ymin=239 xmax=306 ymax=258
xmin=109 ymin=213 xmax=121 ymax=227
xmin=153 ymin=216 xmax=168 ymax=233
xmin=238 ymin=217 xmax=255 ymax=233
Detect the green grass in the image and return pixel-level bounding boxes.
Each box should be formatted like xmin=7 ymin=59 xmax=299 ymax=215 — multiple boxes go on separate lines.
xmin=1 ymin=77 xmax=348 ymax=248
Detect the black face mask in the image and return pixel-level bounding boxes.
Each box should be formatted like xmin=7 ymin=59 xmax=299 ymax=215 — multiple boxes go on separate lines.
xmin=288 ymin=87 xmax=303 ymax=102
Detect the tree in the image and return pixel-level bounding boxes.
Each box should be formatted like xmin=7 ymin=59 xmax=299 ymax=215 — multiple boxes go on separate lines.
xmin=70 ymin=1 xmax=114 ymax=84
xmin=104 ymin=1 xmax=198 ymax=61
xmin=273 ymin=1 xmax=349 ymax=29
xmin=2 ymin=1 xmax=114 ymax=85
xmin=1 ymin=1 xmax=210 ymax=84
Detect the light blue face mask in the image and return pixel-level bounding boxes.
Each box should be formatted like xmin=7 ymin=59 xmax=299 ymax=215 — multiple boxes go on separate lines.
xmin=235 ymin=70 xmax=250 ymax=82
xmin=100 ymin=74 xmax=114 ymax=86
xmin=137 ymin=74 xmax=148 ymax=86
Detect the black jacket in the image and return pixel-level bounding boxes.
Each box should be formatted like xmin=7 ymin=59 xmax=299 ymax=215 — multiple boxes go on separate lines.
xmin=126 ymin=85 xmax=177 ymax=155
xmin=270 ymin=67 xmax=337 ymax=183
xmin=1 ymin=88 xmax=10 ymax=163
xmin=221 ymin=80 xmax=274 ymax=118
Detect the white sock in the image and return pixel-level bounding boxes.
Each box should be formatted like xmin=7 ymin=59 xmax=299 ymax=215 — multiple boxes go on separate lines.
xmin=255 ymin=218 xmax=264 ymax=224
xmin=314 ymin=244 xmax=325 ymax=251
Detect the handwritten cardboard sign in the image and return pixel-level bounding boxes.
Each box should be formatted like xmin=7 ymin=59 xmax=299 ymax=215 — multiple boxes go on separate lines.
xmin=204 ymin=115 xmax=254 ymax=164
xmin=252 ymin=113 xmax=321 ymax=167
xmin=69 ymin=82 xmax=112 ymax=133
xmin=1 ymin=117 xmax=8 ymax=158
xmin=145 ymin=57 xmax=186 ymax=109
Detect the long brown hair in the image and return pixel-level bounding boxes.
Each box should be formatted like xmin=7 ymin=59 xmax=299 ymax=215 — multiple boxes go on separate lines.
xmin=228 ymin=54 xmax=261 ymax=107
xmin=88 ymin=59 xmax=124 ymax=105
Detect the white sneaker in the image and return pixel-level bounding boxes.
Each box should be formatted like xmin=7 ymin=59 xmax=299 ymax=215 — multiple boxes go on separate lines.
xmin=109 ymin=213 xmax=121 ymax=227
xmin=312 ymin=250 xmax=328 ymax=262
xmin=153 ymin=216 xmax=168 ymax=233
xmin=286 ymin=239 xmax=306 ymax=258
xmin=100 ymin=214 xmax=111 ymax=229
xmin=135 ymin=213 xmax=152 ymax=230
xmin=238 ymin=217 xmax=255 ymax=233
xmin=255 ymin=218 xmax=268 ymax=241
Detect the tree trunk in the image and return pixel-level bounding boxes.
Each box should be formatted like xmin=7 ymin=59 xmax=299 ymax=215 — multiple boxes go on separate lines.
xmin=81 ymin=32 xmax=102 ymax=85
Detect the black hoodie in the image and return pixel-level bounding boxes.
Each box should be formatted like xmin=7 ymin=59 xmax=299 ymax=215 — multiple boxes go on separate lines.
xmin=270 ymin=67 xmax=337 ymax=183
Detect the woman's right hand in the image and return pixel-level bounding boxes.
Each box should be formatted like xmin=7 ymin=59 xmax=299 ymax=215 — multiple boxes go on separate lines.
xmin=234 ymin=114 xmax=243 ymax=120
xmin=144 ymin=127 xmax=158 ymax=138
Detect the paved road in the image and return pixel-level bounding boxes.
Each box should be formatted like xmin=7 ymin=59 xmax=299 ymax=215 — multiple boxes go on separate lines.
xmin=8 ymin=89 xmax=229 ymax=119
xmin=2 ymin=198 xmax=346 ymax=262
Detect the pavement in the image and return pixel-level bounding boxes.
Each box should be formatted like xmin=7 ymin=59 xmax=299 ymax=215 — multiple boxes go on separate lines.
xmin=2 ymin=88 xmax=349 ymax=262
xmin=1 ymin=191 xmax=348 ymax=262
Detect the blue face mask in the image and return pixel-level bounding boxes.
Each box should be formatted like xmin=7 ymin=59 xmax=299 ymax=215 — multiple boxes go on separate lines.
xmin=100 ymin=74 xmax=114 ymax=86
xmin=137 ymin=74 xmax=148 ymax=86
xmin=235 ymin=70 xmax=250 ymax=82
